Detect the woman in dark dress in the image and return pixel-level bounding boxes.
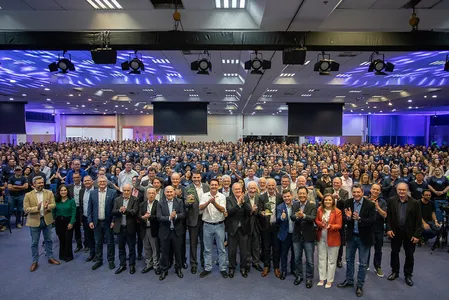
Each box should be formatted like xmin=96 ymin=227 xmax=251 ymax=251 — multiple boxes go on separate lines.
xmin=53 ymin=185 xmax=76 ymax=262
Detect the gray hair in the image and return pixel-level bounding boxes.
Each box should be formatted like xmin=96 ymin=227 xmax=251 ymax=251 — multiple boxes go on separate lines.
xmin=222 ymin=174 xmax=231 ymax=181
xmin=32 ymin=176 xmax=44 ymax=185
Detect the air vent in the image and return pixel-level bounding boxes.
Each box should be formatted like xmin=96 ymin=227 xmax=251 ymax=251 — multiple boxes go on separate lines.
xmin=150 ymin=0 xmax=184 ymax=9
xmin=338 ymin=52 xmax=361 ymax=57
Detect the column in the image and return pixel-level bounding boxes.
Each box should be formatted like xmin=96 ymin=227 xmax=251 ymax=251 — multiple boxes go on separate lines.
xmin=116 ymin=114 xmax=123 ymax=142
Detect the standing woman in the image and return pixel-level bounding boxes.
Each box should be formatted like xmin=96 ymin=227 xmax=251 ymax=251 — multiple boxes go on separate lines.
xmin=315 ymin=193 xmax=342 ymax=288
xmin=53 ymin=185 xmax=76 ymax=262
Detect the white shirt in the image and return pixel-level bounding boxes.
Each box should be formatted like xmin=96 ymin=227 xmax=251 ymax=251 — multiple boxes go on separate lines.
xmin=121 ymin=198 xmax=130 ymax=226
xmin=118 ymin=169 xmax=139 ymax=189
xmin=221 ymin=187 xmax=231 ymax=198
xmin=200 ymin=191 xmax=226 ymax=223
xmin=98 ymin=189 xmax=107 ymax=220
xmin=83 ymin=188 xmax=93 ymax=217
xmin=244 ymin=176 xmax=259 ymax=188
xmin=267 ymin=193 xmax=277 ymax=223
xmin=195 ymin=184 xmax=204 ymax=214
xmin=286 ymin=205 xmax=294 ymax=233
xmin=146 ymin=201 xmax=155 ymax=226
xmin=340 ymin=176 xmax=353 ymax=198
xmin=73 ymin=184 xmax=82 ymax=206
xmin=35 ymin=190 xmax=44 ymax=217
xmin=249 ymin=196 xmax=256 ymax=207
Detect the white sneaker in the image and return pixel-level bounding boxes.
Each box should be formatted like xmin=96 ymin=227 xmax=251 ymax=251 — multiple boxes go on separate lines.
xmin=325 ymin=282 xmax=332 ymax=289
xmin=317 ymin=281 xmax=324 ymax=286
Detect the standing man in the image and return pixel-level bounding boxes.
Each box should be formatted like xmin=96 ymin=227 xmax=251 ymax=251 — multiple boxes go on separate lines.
xmin=65 ymin=159 xmax=88 ymax=185
xmin=80 ymin=176 xmax=96 ymax=260
xmin=118 ymin=161 xmax=138 ymax=190
xmin=67 ymin=173 xmax=83 ymax=252
xmin=140 ymin=188 xmax=160 ymax=275
xmin=157 ymin=186 xmax=186 ymax=280
xmin=291 ymin=186 xmax=317 ymax=287
xmin=226 ymin=182 xmax=251 ymax=278
xmin=185 ymin=170 xmax=210 ymax=274
xmin=245 ymin=181 xmax=262 ymax=271
xmin=23 ymin=176 xmax=60 ymax=271
xmin=386 ymin=182 xmax=422 ymax=286
xmin=8 ymin=166 xmax=28 ymax=228
xmin=199 ymin=178 xmax=228 ymax=278
xmin=338 ymin=184 xmax=376 ymax=297
xmin=112 ymin=184 xmax=139 ymax=275
xmin=276 ymin=190 xmax=295 ymax=281
xmin=171 ymin=172 xmax=188 ymax=269
xmin=88 ymin=175 xmax=117 ymax=271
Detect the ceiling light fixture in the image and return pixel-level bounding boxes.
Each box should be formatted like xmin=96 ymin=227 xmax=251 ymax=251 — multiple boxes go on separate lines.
xmin=48 ymin=51 xmax=76 ymax=73
xmin=314 ymin=51 xmax=340 ymax=75
xmin=368 ymin=51 xmax=395 ymax=75
xmin=191 ymin=51 xmax=212 ymax=75
xmin=122 ymin=51 xmax=145 ymax=74
xmin=407 ymin=99 xmax=412 ymax=102
xmin=86 ymin=0 xmax=122 ymax=10
xmin=245 ymin=51 xmax=271 ymax=75
xmin=444 ymin=55 xmax=449 ymax=71
xmin=280 ymin=73 xmax=295 ymax=77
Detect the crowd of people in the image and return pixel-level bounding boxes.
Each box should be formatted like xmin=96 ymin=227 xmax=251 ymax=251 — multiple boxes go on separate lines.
xmin=1 ymin=140 xmax=449 ymax=297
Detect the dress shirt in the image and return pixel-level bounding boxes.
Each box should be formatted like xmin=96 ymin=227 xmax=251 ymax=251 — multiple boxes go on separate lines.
xmin=83 ymin=188 xmax=93 ymax=217
xmin=73 ymin=184 xmax=82 ymax=206
xmin=353 ymin=198 xmax=364 ymax=234
xmin=98 ymin=190 xmax=107 ymax=220
xmin=341 ymin=176 xmax=353 ymax=198
xmin=195 ymin=184 xmax=204 ymax=214
xmin=155 ymin=190 xmax=161 ymax=201
xmin=167 ymin=198 xmax=175 ymax=229
xmin=398 ymin=199 xmax=408 ymax=230
xmin=221 ymin=187 xmax=231 ymax=198
xmin=35 ymin=190 xmax=44 ymax=217
xmin=286 ymin=205 xmax=294 ymax=233
xmin=268 ymin=192 xmax=277 ymax=223
xmin=146 ymin=201 xmax=154 ymax=226
xmin=200 ymin=192 xmax=226 ymax=223
xmin=244 ymin=176 xmax=259 ymax=188
xmin=118 ymin=169 xmax=139 ymax=189
xmin=121 ymin=198 xmax=130 ymax=226
xmin=249 ymin=196 xmax=256 ymax=207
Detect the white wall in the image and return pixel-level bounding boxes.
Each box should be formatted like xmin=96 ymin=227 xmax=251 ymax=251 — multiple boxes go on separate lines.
xmin=66 ymin=127 xmax=116 ymax=141
xmin=243 ymin=115 xmax=288 ymax=136
xmin=342 ymin=115 xmax=365 ymax=136
xmin=122 ymin=128 xmax=134 ymax=140
xmin=179 ymin=115 xmax=241 ymax=142
xmin=26 ymin=122 xmax=55 ymax=134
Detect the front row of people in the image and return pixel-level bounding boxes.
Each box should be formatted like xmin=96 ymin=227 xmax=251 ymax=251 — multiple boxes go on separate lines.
xmin=23 ymin=175 xmax=423 ymax=297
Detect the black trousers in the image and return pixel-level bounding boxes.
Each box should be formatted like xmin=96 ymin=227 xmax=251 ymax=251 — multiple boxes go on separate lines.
xmin=278 ymin=233 xmax=293 ymax=273
xmin=367 ymin=231 xmax=384 ymax=269
xmin=160 ymin=230 xmax=183 ymax=272
xmin=136 ymin=222 xmax=143 ymax=255
xmin=228 ymin=227 xmax=249 ymax=270
xmin=82 ymin=215 xmax=95 ymax=257
xmin=390 ymin=229 xmax=416 ymax=276
xmin=74 ymin=207 xmax=83 ymax=248
xmin=55 ymin=216 xmax=74 ymax=261
xmin=188 ymin=217 xmax=204 ymax=267
xmin=338 ymin=228 xmax=345 ymax=263
xmin=118 ymin=226 xmax=136 ymax=267
xmin=247 ymin=228 xmax=261 ymax=267
xmin=262 ymin=225 xmax=280 ymax=269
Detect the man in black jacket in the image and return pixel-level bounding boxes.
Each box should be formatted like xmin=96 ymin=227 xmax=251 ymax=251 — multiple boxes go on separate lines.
xmin=386 ymin=182 xmax=422 ymax=287
xmin=226 ymin=182 xmax=251 ymax=278
xmin=139 ymin=187 xmax=160 ymax=275
xmin=338 ymin=184 xmax=376 ymax=297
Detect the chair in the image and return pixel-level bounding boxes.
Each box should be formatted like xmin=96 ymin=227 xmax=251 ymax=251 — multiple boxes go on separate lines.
xmin=0 ymin=203 xmax=12 ymax=233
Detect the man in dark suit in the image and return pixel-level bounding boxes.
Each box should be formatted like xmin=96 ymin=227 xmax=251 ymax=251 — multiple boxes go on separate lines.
xmin=226 ymin=182 xmax=251 ymax=278
xmin=291 ymin=186 xmax=317 ymax=287
xmin=338 ymin=184 xmax=376 ymax=297
xmin=184 ymin=170 xmax=210 ymax=274
xmin=67 ymin=173 xmax=84 ymax=252
xmin=259 ymin=178 xmax=283 ymax=277
xmin=112 ymin=184 xmax=139 ymax=275
xmin=157 ymin=185 xmax=186 ymax=280
xmin=325 ymin=177 xmax=349 ymax=268
xmin=171 ymin=172 xmax=188 ymax=270
xmin=131 ymin=176 xmax=145 ymax=261
xmin=276 ymin=189 xmax=295 ymax=280
xmin=140 ymin=187 xmax=160 ymax=275
xmin=386 ymin=182 xmax=422 ymax=287
xmin=245 ymin=181 xmax=262 ymax=271
xmin=80 ymin=175 xmax=96 ymax=261
xmin=88 ymin=175 xmax=118 ymax=271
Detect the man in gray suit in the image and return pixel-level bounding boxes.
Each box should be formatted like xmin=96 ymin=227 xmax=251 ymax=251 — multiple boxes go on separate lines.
xmin=325 ymin=177 xmax=349 ymax=268
xmin=245 ymin=181 xmax=263 ymax=271
xmin=185 ymin=170 xmax=210 ymax=274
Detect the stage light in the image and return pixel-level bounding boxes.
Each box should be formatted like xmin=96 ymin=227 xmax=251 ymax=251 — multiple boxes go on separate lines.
xmin=122 ymin=52 xmax=145 ymax=74
xmin=48 ymin=51 xmax=75 ymax=73
xmin=191 ymin=51 xmax=212 ymax=75
xmin=313 ymin=52 xmax=339 ymax=75
xmin=244 ymin=51 xmax=271 ymax=75
xmin=368 ymin=52 xmax=394 ymax=75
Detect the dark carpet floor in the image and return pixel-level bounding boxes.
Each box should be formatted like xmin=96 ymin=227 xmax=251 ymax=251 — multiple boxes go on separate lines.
xmin=1 ymin=222 xmax=449 ymax=300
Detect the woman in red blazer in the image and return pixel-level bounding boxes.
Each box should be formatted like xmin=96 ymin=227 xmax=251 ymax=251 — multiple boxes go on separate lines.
xmin=315 ymin=193 xmax=342 ymax=288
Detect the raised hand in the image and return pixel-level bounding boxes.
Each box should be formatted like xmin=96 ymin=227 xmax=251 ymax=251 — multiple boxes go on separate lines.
xmin=345 ymin=208 xmax=352 ymax=218
xmin=170 ymin=210 xmax=177 ymax=220
xmin=281 ymin=209 xmax=286 ymax=220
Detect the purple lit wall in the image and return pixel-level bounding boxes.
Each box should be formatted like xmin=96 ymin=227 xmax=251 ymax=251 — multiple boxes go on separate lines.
xmin=368 ymin=115 xmax=429 ymax=145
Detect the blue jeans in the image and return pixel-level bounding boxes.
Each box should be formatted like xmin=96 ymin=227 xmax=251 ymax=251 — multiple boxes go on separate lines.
xmin=346 ymin=235 xmax=370 ymax=288
xmin=9 ymin=195 xmax=24 ymax=225
xmin=30 ymin=217 xmax=54 ymax=263
xmin=434 ymin=199 xmax=448 ymax=223
xmin=93 ymin=220 xmax=115 ymax=263
xmin=293 ymin=238 xmax=315 ymax=279
xmin=203 ymin=222 xmax=227 ymax=272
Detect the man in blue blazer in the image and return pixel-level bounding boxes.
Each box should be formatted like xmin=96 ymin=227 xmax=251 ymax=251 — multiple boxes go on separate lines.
xmin=88 ymin=175 xmax=118 ymax=271
xmin=276 ymin=190 xmax=295 ymax=280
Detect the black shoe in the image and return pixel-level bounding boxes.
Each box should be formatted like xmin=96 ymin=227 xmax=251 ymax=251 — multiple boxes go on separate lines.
xmin=241 ymin=269 xmax=248 ymax=278
xmin=228 ymin=269 xmax=235 ymax=278
xmin=92 ymin=262 xmax=103 ymax=270
xmin=200 ymin=270 xmax=211 ymax=278
xmin=356 ymin=287 xmax=363 ymax=297
xmin=183 ymin=262 xmax=188 ymax=269
xmin=337 ymin=261 xmax=343 ymax=268
xmin=109 ymin=262 xmax=115 ymax=270
xmin=83 ymin=247 xmax=89 ymax=253
xmin=306 ymin=279 xmax=312 ymax=288
xmin=405 ymin=276 xmax=414 ymax=286
xmin=280 ymin=271 xmax=286 ymax=280
xmin=388 ymin=272 xmax=399 ymax=281
xmin=294 ymin=277 xmax=303 ymax=285
xmin=137 ymin=254 xmax=143 ymax=261
xmin=130 ymin=266 xmax=136 ymax=274
xmin=141 ymin=266 xmax=153 ymax=274
xmin=337 ymin=280 xmax=354 ymax=288
xmin=115 ymin=266 xmax=126 ymax=274
xmin=85 ymin=256 xmax=94 ymax=262
xmin=191 ymin=266 xmax=197 ymax=274
xmin=74 ymin=246 xmax=82 ymax=253
xmin=155 ymin=268 xmax=161 ymax=275
xmin=220 ymin=270 xmax=228 ymax=278
xmin=252 ymin=264 xmax=263 ymax=272
xmin=176 ymin=269 xmax=183 ymax=278
xmin=159 ymin=271 xmax=168 ymax=281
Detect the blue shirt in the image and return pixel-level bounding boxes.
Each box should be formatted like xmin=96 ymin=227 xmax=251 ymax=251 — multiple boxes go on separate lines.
xmin=353 ymin=198 xmax=364 ymax=234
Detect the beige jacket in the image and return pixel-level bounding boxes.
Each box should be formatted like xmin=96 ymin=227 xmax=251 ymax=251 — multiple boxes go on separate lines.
xmin=23 ymin=189 xmax=56 ymax=227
